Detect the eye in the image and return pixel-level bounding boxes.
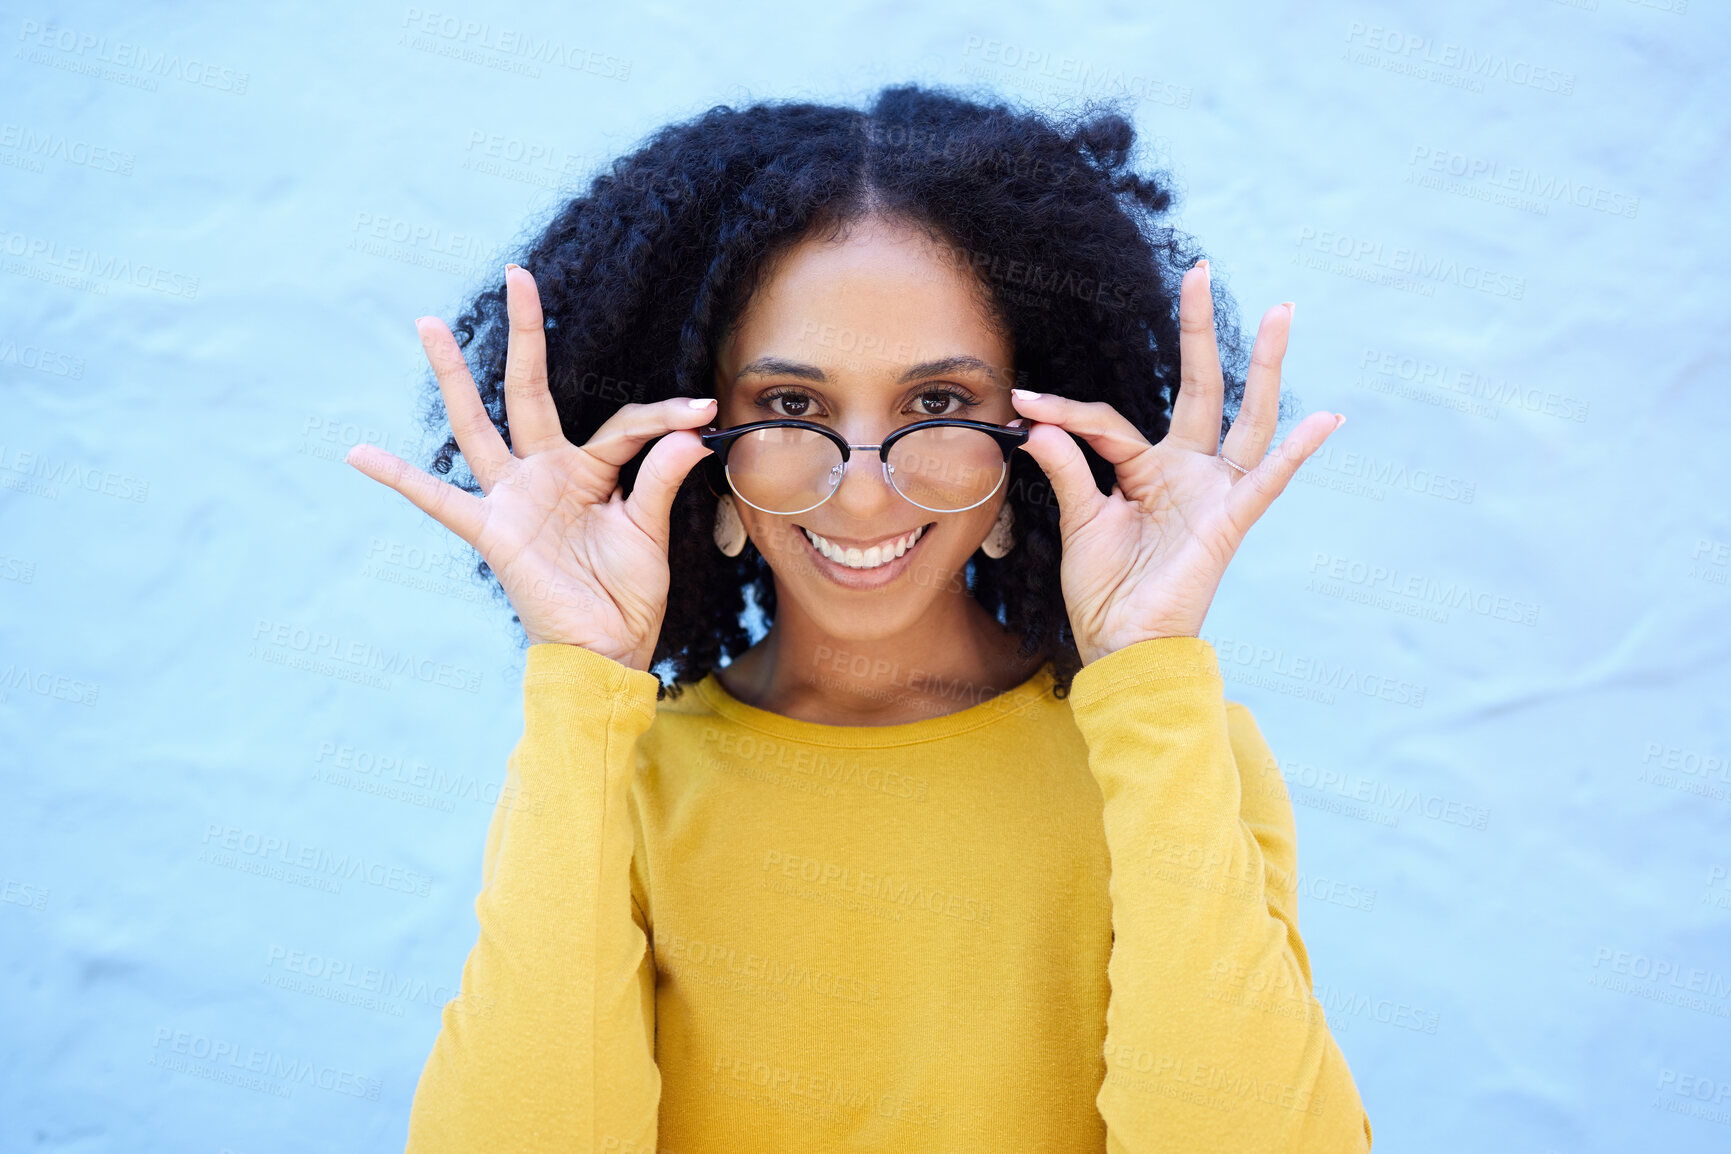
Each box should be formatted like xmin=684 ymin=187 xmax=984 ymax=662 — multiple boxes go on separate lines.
xmin=910 ymin=386 xmax=978 ymax=417
xmin=758 ymin=387 xmax=823 ymax=419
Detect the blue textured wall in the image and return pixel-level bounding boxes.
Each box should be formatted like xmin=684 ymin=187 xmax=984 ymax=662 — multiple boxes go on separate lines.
xmin=3 ymin=1 xmax=1728 ymax=1151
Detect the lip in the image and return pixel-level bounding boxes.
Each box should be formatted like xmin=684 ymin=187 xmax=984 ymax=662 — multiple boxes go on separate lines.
xmin=792 ymin=521 xmax=936 ymax=589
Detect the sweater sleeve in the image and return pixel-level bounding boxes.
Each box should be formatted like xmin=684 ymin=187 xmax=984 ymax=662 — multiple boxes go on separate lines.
xmin=404 ymin=642 xmax=664 ymax=1154
xmin=1066 ymin=636 xmax=1373 ymax=1152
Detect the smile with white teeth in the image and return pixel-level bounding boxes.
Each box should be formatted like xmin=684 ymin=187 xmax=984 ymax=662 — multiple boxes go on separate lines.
xmin=800 ymin=524 xmax=928 ymax=570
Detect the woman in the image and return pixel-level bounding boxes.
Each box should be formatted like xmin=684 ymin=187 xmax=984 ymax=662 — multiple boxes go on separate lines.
xmin=347 ymin=84 xmax=1372 ymax=1152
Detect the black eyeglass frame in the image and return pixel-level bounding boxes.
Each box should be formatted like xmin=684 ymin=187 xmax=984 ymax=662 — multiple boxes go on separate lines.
xmin=699 ymin=417 xmax=1031 ymax=516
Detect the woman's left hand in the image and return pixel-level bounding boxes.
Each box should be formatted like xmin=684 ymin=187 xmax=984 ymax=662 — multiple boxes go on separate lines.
xmin=1011 ymin=260 xmax=1343 ymax=666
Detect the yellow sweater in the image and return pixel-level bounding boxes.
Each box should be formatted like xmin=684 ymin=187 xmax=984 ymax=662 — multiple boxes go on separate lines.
xmin=404 ymin=636 xmax=1373 ymax=1152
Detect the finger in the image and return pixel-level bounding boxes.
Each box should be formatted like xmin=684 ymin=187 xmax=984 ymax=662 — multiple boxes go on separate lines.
xmin=1225 ymin=411 xmax=1343 ymax=526
xmin=501 ymin=264 xmax=567 ymax=456
xmin=1220 ymin=301 xmax=1293 ymax=470
xmin=1009 ymin=390 xmax=1151 ymax=465
xmin=1166 ymin=260 xmax=1225 ymax=454
xmin=624 ymin=429 xmax=714 ymax=547
xmin=345 ymin=443 xmax=486 ymax=546
xmin=1015 ymin=422 xmax=1108 ymax=533
xmin=417 ymin=316 xmax=513 ymax=494
xmin=580 ymin=396 xmax=718 ymax=471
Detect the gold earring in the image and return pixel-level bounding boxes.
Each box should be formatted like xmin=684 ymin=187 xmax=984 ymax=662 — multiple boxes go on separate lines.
xmin=713 ymin=494 xmax=747 ymax=557
xmin=981 ymin=502 xmax=1015 ymax=559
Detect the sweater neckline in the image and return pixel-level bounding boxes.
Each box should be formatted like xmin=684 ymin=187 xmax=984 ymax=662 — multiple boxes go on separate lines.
xmin=691 ymin=660 xmax=1059 ymax=749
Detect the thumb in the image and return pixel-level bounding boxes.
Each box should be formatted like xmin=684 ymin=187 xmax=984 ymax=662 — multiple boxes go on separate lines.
xmin=625 ymin=429 xmax=713 ymax=546
xmin=1017 ymin=423 xmax=1107 ymax=534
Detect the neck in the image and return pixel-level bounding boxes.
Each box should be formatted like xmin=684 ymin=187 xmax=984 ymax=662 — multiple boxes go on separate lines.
xmin=714 ymin=588 xmax=1044 ymax=726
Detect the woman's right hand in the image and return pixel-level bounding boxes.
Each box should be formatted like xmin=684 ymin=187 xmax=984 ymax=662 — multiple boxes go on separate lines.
xmin=345 ymin=263 xmax=717 ymax=673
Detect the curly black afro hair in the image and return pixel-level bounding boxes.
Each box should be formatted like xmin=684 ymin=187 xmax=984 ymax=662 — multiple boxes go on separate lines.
xmin=420 ymin=83 xmax=1258 ymax=699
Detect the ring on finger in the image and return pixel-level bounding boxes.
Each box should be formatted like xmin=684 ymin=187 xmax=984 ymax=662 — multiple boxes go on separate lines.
xmin=1218 ymin=452 xmax=1252 ymax=475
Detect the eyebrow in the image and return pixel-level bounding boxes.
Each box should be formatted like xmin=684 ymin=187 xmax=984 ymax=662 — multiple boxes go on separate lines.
xmin=733 ymin=355 xmax=1003 ymax=385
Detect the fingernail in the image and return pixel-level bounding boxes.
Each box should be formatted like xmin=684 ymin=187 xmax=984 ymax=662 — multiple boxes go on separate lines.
xmin=1195 ymin=258 xmax=1210 ymax=284
xmin=1282 ymin=301 xmax=1295 ymax=317
xmin=1010 ymin=387 xmax=1041 ymax=401
xmin=688 ymin=397 xmax=716 ymax=409
xmin=505 ymin=262 xmax=521 ymax=273
xmin=1334 ymin=413 xmax=1346 ymax=429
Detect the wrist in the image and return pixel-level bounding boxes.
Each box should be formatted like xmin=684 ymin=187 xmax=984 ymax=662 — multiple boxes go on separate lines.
xmin=1068 ymin=634 xmax=1222 ymax=709
xmin=524 ymin=634 xmax=648 ymax=673
xmin=524 ymin=641 xmax=662 ymax=702
xmin=1080 ymin=628 xmax=1200 ymax=667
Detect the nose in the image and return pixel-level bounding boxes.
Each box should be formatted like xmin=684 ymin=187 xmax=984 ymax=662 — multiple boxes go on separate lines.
xmin=827 ymin=432 xmax=902 ymax=520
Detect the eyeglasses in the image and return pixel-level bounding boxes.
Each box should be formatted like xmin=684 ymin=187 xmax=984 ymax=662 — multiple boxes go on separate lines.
xmin=699 ymin=417 xmax=1030 ymax=516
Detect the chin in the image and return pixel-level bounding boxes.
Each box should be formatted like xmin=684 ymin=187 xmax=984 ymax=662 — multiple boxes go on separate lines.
xmin=810 ymin=603 xmax=937 ymax=648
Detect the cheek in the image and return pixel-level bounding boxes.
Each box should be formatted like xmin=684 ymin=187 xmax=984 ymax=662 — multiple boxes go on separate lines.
xmin=741 ymin=512 xmax=797 ymax=557
xmin=929 ymin=508 xmax=997 ymax=561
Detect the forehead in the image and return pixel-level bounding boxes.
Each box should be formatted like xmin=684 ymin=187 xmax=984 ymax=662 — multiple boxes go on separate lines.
xmin=717 ymin=215 xmax=1010 ymax=381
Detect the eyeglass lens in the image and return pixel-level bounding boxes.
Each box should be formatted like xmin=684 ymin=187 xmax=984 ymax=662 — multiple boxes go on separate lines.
xmin=726 ymin=426 xmax=1006 ymax=515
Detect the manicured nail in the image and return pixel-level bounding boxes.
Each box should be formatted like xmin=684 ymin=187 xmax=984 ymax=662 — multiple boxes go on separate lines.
xmin=1010 ymin=387 xmax=1041 ymax=401
xmin=688 ymin=397 xmax=716 ymax=409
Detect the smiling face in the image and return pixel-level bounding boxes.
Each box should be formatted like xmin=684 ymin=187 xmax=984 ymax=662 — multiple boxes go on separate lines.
xmin=713 ymin=212 xmax=1018 ymax=642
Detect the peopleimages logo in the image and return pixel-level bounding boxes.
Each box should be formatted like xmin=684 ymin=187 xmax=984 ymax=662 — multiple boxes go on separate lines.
xmin=0 ymin=443 xmax=148 ymax=502
xmin=0 ymin=225 xmax=200 ymax=298
xmin=263 ymin=944 xmax=487 ymax=1018
xmin=0 ymin=123 xmax=134 ymax=176
xmin=397 ymin=8 xmax=631 ymax=80
xmin=1202 ymin=633 xmax=1428 ymax=709
xmin=1343 ymin=22 xmax=1575 ymax=96
xmin=958 ymin=36 xmax=1192 ymax=108
xmin=1308 ymin=552 xmax=1541 ymax=627
xmin=149 ymin=1027 xmax=380 ymax=1100
xmin=1407 ymin=145 xmax=1639 ymax=219
xmin=200 ymin=824 xmax=433 ymax=898
xmin=1589 ymin=947 xmax=1731 ymax=1018
xmin=1295 ymin=226 xmax=1524 ymax=300
xmin=249 ymin=619 xmax=483 ymax=694
xmin=0 ymin=335 xmax=84 ymax=378
xmin=15 ymin=20 xmax=250 ymax=94
xmin=1358 ymin=347 xmax=1590 ymax=423
xmin=1278 ymin=759 xmax=1491 ymax=832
